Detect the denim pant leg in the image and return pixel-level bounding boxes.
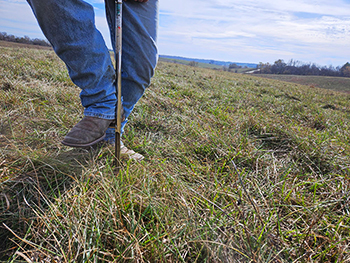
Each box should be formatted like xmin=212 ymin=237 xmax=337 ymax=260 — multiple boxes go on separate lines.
xmin=104 ymin=0 xmax=159 ymax=142
xmin=26 ymin=0 xmax=116 ymax=120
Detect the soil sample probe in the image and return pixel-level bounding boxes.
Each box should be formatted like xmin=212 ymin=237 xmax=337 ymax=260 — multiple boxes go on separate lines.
xmin=114 ymin=0 xmax=123 ymax=172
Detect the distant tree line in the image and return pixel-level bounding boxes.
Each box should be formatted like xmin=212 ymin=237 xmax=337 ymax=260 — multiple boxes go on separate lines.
xmin=0 ymin=32 xmax=50 ymax=47
xmin=257 ymin=59 xmax=350 ymax=78
xmin=222 ymin=63 xmax=249 ymax=72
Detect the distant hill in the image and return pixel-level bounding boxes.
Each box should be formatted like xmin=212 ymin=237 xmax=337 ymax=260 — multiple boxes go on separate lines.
xmin=159 ymin=55 xmax=258 ymax=68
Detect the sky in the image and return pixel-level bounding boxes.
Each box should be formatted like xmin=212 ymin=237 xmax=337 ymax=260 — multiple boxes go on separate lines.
xmin=1 ymin=0 xmax=350 ymax=67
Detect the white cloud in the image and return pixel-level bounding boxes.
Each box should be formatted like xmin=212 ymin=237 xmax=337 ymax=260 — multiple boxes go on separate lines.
xmin=1 ymin=0 xmax=349 ymax=66
xmin=158 ymin=0 xmax=350 ymax=65
xmin=0 ymin=0 xmax=46 ymax=38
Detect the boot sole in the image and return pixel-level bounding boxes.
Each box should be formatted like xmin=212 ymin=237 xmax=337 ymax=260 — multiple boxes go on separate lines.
xmin=61 ymin=134 xmax=106 ymax=148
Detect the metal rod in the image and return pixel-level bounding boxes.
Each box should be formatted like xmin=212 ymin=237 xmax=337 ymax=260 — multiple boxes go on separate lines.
xmin=115 ymin=0 xmax=123 ymax=173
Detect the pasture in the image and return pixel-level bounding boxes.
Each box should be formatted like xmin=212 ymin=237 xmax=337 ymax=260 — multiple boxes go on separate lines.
xmin=255 ymin=74 xmax=350 ymax=93
xmin=1 ymin=42 xmax=350 ymax=262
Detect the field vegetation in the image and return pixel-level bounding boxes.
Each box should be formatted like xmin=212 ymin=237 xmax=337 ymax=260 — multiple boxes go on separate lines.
xmin=1 ymin=42 xmax=350 ymax=262
xmin=255 ymin=74 xmax=350 ymax=94
xmin=158 ymin=57 xmax=254 ymax=73
xmin=0 ymin=40 xmax=52 ymax=50
xmin=159 ymin=57 xmax=224 ymax=70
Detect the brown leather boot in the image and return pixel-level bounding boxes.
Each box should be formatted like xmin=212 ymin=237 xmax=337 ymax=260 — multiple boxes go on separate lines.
xmin=61 ymin=116 xmax=112 ymax=148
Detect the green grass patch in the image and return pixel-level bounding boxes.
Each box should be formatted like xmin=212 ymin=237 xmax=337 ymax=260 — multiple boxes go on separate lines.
xmin=256 ymin=74 xmax=350 ymax=93
xmin=158 ymin=57 xmax=254 ymax=73
xmin=1 ymin=44 xmax=350 ymax=262
xmin=159 ymin=57 xmax=223 ymax=70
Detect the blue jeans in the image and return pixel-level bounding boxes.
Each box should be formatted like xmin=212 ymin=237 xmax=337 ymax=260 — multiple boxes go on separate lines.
xmin=26 ymin=0 xmax=159 ymax=142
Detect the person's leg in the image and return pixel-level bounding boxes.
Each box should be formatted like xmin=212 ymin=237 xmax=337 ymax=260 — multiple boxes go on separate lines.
xmin=26 ymin=0 xmax=116 ymax=119
xmin=104 ymin=0 xmax=159 ymax=142
xmin=26 ymin=0 xmax=118 ymax=146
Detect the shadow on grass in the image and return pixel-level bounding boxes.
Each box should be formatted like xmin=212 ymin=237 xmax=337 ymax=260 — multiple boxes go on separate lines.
xmin=0 ymin=146 xmax=103 ymax=261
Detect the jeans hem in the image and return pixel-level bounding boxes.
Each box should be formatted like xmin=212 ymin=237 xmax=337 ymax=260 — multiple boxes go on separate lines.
xmin=84 ymin=111 xmax=115 ymax=120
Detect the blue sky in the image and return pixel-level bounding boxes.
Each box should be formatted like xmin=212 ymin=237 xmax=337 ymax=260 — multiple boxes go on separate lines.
xmin=1 ymin=0 xmax=350 ymax=67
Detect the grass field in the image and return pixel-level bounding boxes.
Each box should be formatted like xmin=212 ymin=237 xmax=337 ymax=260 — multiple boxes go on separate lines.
xmin=255 ymin=74 xmax=350 ymax=93
xmin=159 ymin=57 xmax=223 ymax=70
xmin=1 ymin=42 xmax=350 ymax=262
xmin=0 ymin=40 xmax=52 ymax=50
xmin=158 ymin=57 xmax=254 ymax=73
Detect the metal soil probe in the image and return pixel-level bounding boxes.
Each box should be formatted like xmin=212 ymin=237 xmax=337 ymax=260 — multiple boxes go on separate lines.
xmin=114 ymin=0 xmax=123 ymax=172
